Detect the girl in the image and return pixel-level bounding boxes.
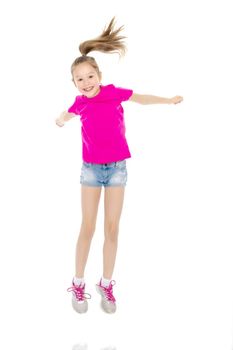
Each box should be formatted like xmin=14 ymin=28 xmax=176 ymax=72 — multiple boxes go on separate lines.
xmin=56 ymin=18 xmax=183 ymax=314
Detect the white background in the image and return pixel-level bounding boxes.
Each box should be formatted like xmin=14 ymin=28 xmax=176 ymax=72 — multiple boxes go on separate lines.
xmin=0 ymin=0 xmax=233 ymax=349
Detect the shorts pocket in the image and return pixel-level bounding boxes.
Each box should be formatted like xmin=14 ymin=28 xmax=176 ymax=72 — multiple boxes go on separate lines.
xmin=115 ymin=160 xmax=126 ymax=169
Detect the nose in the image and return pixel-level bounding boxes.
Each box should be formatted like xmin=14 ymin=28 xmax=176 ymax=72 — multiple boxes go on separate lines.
xmin=83 ymin=80 xmax=90 ymax=88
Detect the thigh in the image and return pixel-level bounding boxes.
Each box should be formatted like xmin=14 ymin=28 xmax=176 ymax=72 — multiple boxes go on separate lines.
xmin=104 ymin=187 xmax=125 ymax=225
xmin=81 ymin=186 xmax=102 ymax=226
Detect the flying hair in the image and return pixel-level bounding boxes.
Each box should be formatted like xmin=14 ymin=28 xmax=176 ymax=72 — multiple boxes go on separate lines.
xmin=78 ymin=17 xmax=126 ymax=57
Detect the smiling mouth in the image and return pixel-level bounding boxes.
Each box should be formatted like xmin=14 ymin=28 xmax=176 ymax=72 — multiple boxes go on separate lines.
xmin=83 ymin=86 xmax=94 ymax=92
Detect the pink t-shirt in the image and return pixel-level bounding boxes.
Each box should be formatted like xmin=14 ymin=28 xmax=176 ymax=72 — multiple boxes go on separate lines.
xmin=68 ymin=84 xmax=133 ymax=163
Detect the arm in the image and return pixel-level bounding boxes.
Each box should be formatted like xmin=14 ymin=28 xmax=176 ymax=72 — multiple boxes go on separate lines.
xmin=55 ymin=111 xmax=76 ymax=127
xmin=129 ymin=93 xmax=183 ymax=105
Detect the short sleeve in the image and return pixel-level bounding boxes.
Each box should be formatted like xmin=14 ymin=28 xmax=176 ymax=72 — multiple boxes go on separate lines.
xmin=114 ymin=86 xmax=133 ymax=102
xmin=68 ymin=96 xmax=81 ymax=115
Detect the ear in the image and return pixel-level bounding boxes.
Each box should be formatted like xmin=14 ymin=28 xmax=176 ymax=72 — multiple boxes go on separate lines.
xmin=72 ymin=78 xmax=77 ymax=88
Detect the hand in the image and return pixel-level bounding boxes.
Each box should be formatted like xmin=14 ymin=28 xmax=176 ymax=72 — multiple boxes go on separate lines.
xmin=170 ymin=96 xmax=183 ymax=104
xmin=55 ymin=111 xmax=66 ymax=127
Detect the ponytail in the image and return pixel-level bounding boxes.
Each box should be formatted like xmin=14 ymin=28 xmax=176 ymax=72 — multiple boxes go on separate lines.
xmin=79 ymin=17 xmax=126 ymax=57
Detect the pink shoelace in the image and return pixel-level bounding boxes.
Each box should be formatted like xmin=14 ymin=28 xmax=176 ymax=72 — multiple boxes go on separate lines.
xmin=67 ymin=283 xmax=91 ymax=302
xmin=100 ymin=280 xmax=116 ymax=303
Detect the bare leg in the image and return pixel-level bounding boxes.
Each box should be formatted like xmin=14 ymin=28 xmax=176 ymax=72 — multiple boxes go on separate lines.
xmin=75 ymin=186 xmax=102 ymax=278
xmin=103 ymin=186 xmax=125 ymax=279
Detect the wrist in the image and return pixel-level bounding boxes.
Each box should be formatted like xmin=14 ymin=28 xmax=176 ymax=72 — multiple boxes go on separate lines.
xmin=61 ymin=111 xmax=70 ymax=122
xmin=63 ymin=114 xmax=69 ymax=122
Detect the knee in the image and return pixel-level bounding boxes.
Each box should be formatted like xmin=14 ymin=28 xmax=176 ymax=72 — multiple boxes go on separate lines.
xmin=105 ymin=222 xmax=119 ymax=242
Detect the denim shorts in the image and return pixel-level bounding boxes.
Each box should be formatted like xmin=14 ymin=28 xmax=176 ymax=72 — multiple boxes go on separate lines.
xmin=80 ymin=160 xmax=128 ymax=187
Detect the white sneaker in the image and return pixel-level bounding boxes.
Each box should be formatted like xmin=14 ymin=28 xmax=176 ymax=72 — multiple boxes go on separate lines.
xmin=67 ymin=281 xmax=91 ymax=314
xmin=96 ymin=280 xmax=116 ymax=313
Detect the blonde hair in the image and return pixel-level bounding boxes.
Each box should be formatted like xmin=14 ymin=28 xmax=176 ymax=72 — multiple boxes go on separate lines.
xmin=71 ymin=17 xmax=126 ymax=77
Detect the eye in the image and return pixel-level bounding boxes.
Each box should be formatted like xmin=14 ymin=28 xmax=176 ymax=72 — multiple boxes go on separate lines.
xmin=78 ymin=78 xmax=83 ymax=82
xmin=89 ymin=75 xmax=94 ymax=79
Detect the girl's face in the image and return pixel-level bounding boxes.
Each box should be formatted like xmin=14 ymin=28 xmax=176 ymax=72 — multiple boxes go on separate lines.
xmin=72 ymin=62 xmax=102 ymax=98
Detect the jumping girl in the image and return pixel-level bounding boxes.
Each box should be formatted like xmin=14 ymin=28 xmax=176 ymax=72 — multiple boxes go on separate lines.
xmin=56 ymin=17 xmax=183 ymax=314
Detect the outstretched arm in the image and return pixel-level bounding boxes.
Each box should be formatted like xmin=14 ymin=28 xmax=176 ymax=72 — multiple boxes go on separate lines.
xmin=129 ymin=93 xmax=183 ymax=105
xmin=55 ymin=111 xmax=76 ymax=127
